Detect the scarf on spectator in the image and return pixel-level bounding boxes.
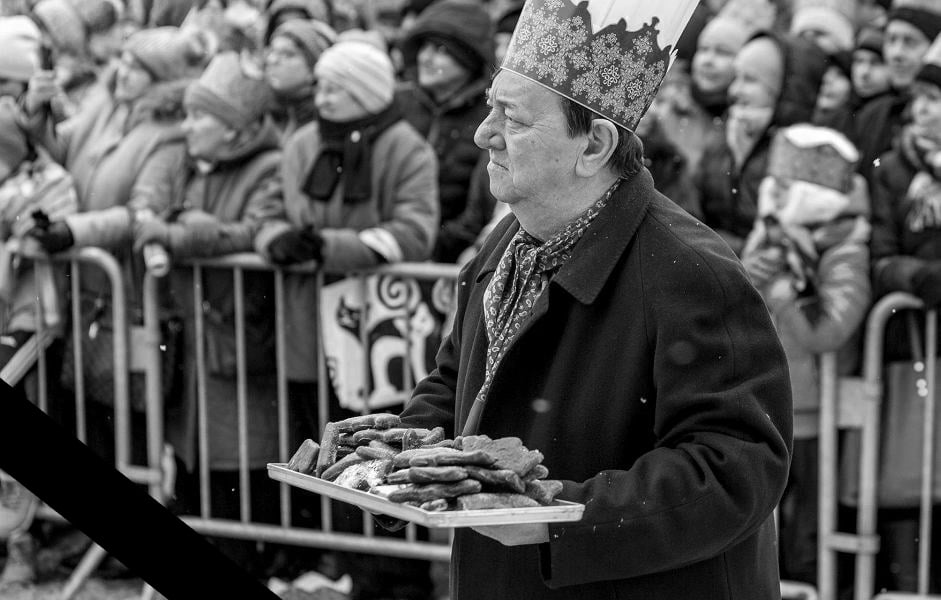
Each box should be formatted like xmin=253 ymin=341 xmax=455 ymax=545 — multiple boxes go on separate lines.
xmin=900 ymin=123 xmax=941 ymax=232
xmin=691 ymin=81 xmax=729 ymax=119
xmin=463 ymin=179 xmax=620 ymax=434
xmin=303 ymin=104 xmax=402 ymax=204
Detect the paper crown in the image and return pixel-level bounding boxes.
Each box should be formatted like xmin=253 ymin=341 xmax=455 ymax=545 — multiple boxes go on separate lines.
xmin=501 ymin=0 xmax=699 ymax=131
xmin=767 ymin=124 xmax=859 ymax=193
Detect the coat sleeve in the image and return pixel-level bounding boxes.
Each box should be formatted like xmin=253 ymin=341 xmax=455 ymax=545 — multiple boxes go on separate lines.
xmin=170 ymin=165 xmax=286 ymax=258
xmin=542 ymin=236 xmax=792 ymax=586
xmin=65 ymin=141 xmax=187 ymax=249
xmin=319 ymin=134 xmax=440 ymax=272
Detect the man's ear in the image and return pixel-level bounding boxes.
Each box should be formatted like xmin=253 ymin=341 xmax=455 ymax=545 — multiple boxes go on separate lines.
xmin=575 ymin=119 xmax=618 ymax=177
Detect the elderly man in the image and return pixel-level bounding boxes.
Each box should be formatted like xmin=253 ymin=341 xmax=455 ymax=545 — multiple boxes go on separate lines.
xmin=397 ymin=0 xmax=793 ymax=598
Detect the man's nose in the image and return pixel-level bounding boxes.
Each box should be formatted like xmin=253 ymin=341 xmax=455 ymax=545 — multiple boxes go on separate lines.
xmin=474 ymin=113 xmax=500 ymax=150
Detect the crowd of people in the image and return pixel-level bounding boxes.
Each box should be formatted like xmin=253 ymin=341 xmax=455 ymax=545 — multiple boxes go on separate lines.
xmin=0 ymin=0 xmax=938 ymax=597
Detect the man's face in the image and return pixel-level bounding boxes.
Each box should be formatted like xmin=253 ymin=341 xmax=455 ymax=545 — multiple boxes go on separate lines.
xmin=852 ymin=48 xmax=891 ymax=99
xmin=884 ymin=20 xmax=930 ymax=89
xmin=181 ymin=108 xmax=236 ymax=160
xmin=473 ymin=70 xmax=584 ymax=206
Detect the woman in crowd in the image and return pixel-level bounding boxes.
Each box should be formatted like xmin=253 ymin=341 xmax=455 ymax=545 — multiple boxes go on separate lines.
xmin=697 ymin=32 xmax=828 ymax=255
xmin=254 ymin=38 xmax=437 ymax=599
xmin=395 ymin=0 xmax=495 ymax=264
xmin=132 ymin=50 xmax=285 ymax=575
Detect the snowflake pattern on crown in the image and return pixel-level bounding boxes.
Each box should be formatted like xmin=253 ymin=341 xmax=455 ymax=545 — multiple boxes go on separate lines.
xmin=503 ymin=0 xmax=672 ymax=130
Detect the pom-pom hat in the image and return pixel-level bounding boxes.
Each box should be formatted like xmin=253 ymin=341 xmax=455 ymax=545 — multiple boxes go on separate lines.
xmin=501 ymin=0 xmax=699 ymax=131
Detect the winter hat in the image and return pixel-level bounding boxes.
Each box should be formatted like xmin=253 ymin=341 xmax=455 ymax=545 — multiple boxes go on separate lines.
xmin=888 ymin=0 xmax=941 ymax=43
xmin=264 ymin=0 xmax=331 ymax=42
xmin=855 ymin=26 xmax=883 ymax=57
xmin=335 ymin=27 xmax=386 ymax=52
xmin=790 ymin=0 xmax=857 ymax=52
xmin=32 ymin=0 xmax=116 ymax=55
xmin=401 ymin=0 xmax=494 ymax=75
xmin=184 ymin=51 xmax=274 ymax=130
xmin=767 ymin=124 xmax=859 ymax=194
xmin=736 ymin=35 xmax=786 ymax=101
xmin=0 ymin=16 xmax=42 ymax=83
xmin=124 ymin=26 xmax=212 ymax=82
xmin=271 ymin=18 xmax=336 ymax=66
xmin=916 ymin=33 xmax=941 ymax=89
xmin=0 ymin=100 xmax=29 ymax=175
xmin=314 ymin=39 xmax=394 ymax=114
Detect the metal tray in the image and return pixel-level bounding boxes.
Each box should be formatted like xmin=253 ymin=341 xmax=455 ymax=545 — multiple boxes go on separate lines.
xmin=267 ymin=463 xmax=585 ymax=528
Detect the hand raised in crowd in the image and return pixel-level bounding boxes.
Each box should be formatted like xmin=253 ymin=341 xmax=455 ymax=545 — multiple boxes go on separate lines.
xmin=25 ymin=210 xmax=73 ymax=253
xmin=266 ymin=226 xmax=323 ymax=266
xmin=911 ymin=261 xmax=941 ymax=307
xmin=742 ymin=245 xmax=786 ymax=287
xmin=24 ymin=70 xmax=64 ymax=117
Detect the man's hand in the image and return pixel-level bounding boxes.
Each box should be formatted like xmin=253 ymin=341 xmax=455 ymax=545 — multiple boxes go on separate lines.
xmin=471 ymin=522 xmax=549 ymax=546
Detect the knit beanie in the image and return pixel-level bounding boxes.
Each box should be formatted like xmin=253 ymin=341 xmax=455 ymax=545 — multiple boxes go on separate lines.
xmin=790 ymin=0 xmax=857 ymax=52
xmin=125 ymin=26 xmax=212 ymax=82
xmin=32 ymin=0 xmax=86 ymax=55
xmin=888 ymin=0 xmax=941 ymax=43
xmin=33 ymin=0 xmax=117 ymax=56
xmin=0 ymin=100 xmax=29 ymax=177
xmin=264 ymin=0 xmax=331 ymax=41
xmin=916 ymin=33 xmax=941 ymax=89
xmin=314 ymin=39 xmax=394 ymax=114
xmin=272 ymin=18 xmax=336 ymax=66
xmin=736 ymin=36 xmax=786 ymax=101
xmin=401 ymin=0 xmax=494 ymax=75
xmin=184 ymin=51 xmax=274 ymax=130
xmin=855 ymin=26 xmax=883 ymax=58
xmin=0 ymin=16 xmax=42 ymax=83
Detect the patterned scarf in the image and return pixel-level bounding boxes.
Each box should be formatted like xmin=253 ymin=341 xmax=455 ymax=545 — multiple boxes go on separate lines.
xmin=470 ymin=180 xmax=621 ymax=424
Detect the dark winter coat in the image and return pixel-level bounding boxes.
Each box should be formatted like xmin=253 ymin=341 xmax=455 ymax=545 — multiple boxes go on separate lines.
xmin=396 ymin=80 xmax=496 ymax=263
xmin=399 ymin=168 xmax=793 ymax=600
xmin=851 ymin=89 xmax=911 ymax=186
xmin=697 ymin=34 xmax=827 ymax=255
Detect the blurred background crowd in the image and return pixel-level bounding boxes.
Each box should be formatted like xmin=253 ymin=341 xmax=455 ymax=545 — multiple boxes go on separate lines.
xmin=0 ymin=0 xmax=939 ymax=597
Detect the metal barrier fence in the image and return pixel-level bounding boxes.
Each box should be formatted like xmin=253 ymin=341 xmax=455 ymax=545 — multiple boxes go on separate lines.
xmin=4 ymin=245 xmax=165 ymax=599
xmin=142 ymin=254 xmax=460 ymax=564
xmin=7 ymin=244 xmax=941 ymax=599
xmin=819 ymin=292 xmax=939 ymax=600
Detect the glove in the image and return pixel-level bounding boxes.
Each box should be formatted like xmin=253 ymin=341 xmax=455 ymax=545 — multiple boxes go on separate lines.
xmin=133 ymin=218 xmax=172 ymax=252
xmin=266 ymin=227 xmax=323 ymax=265
xmin=26 ymin=220 xmax=74 ymax=253
xmin=912 ymin=262 xmax=941 ymax=307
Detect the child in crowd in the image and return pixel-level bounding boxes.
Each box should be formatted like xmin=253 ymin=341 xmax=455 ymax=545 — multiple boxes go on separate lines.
xmin=741 ymin=124 xmax=871 ymax=586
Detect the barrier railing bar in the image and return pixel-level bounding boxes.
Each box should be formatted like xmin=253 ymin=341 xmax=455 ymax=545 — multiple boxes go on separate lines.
xmin=70 ymin=259 xmax=86 ymax=443
xmin=142 ymin=272 xmax=165 ymax=501
xmin=314 ymin=269 xmax=332 ymax=533
xmin=233 ymin=267 xmax=251 ymax=524
xmin=180 ymin=517 xmax=451 ymax=562
xmin=818 ymin=351 xmax=839 ymax=600
xmin=918 ymin=310 xmax=937 ymax=595
xmin=194 ymin=264 xmax=210 ymax=518
xmin=274 ymin=269 xmax=291 ymax=527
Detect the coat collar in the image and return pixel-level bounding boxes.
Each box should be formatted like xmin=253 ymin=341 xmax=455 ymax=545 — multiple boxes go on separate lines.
xmin=476 ymin=168 xmax=654 ymax=305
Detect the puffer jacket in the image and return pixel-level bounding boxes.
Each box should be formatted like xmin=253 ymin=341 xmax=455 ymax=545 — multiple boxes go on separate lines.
xmin=697 ymin=33 xmax=828 ymax=254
